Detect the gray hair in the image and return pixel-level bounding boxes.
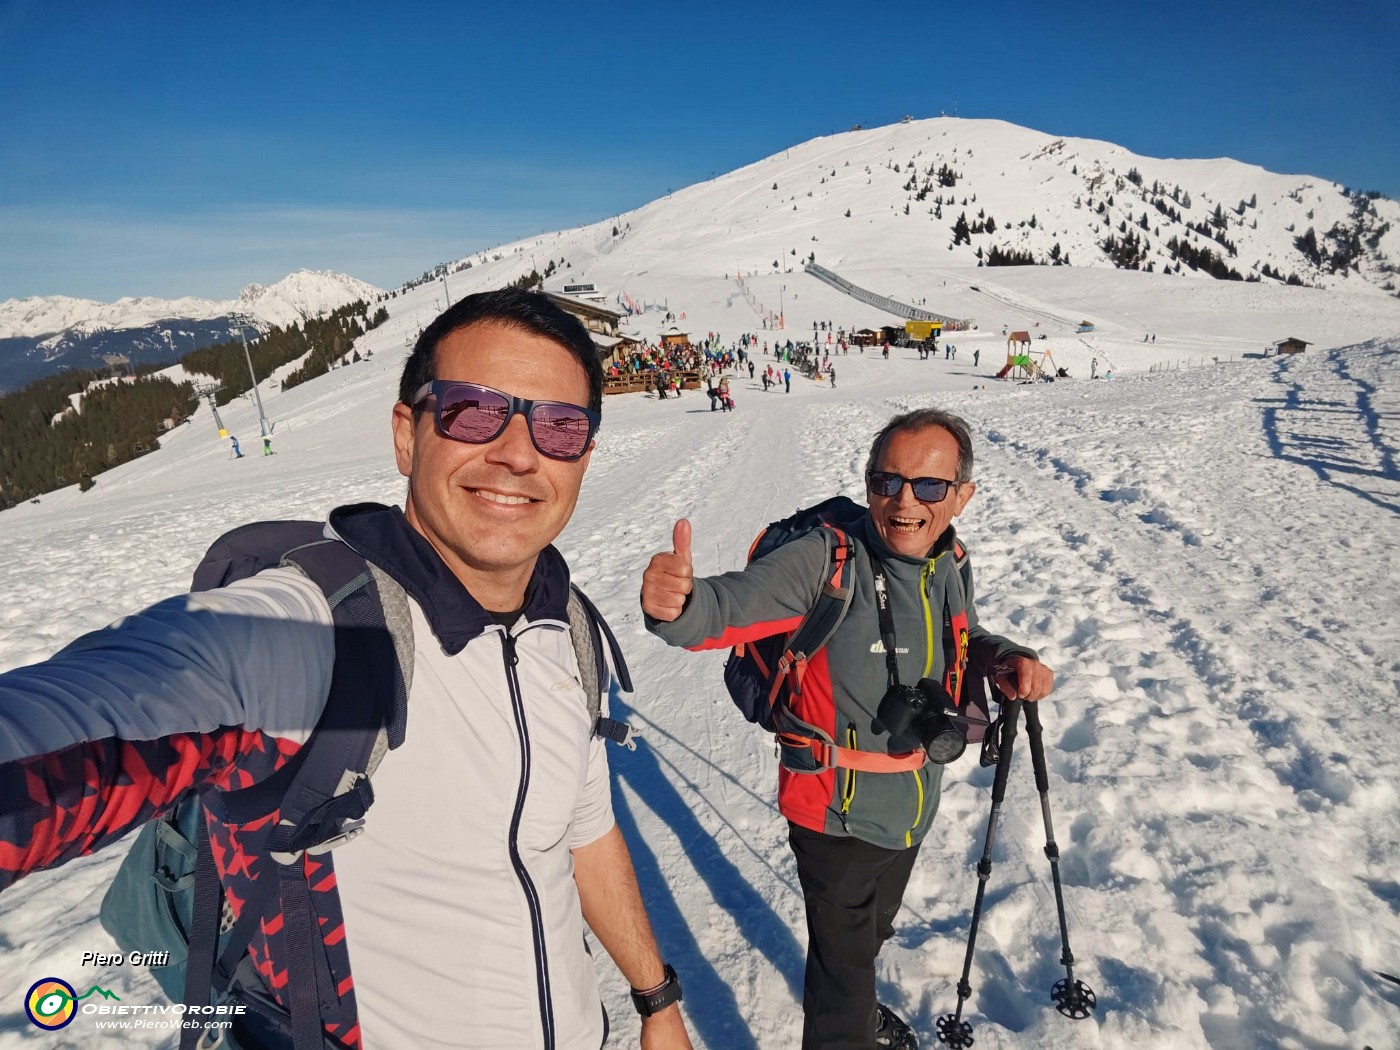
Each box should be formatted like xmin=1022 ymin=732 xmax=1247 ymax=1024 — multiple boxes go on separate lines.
xmin=866 ymin=408 xmax=974 ymax=483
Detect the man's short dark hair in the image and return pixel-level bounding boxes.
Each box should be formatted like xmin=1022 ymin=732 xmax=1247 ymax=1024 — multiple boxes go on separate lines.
xmin=866 ymin=408 xmax=974 ymax=483
xmin=399 ymin=287 xmax=604 ymax=413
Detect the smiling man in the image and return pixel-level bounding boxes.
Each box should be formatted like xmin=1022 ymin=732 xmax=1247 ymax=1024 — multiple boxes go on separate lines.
xmin=640 ymin=408 xmax=1053 ymax=1050
xmin=0 ymin=289 xmax=691 ymax=1050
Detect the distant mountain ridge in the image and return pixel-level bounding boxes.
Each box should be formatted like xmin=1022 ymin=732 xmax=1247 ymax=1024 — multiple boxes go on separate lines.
xmin=0 ymin=270 xmax=383 ymax=392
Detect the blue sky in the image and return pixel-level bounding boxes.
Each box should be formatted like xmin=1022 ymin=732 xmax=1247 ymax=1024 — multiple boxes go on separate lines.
xmin=2 ymin=0 xmax=1396 ymax=302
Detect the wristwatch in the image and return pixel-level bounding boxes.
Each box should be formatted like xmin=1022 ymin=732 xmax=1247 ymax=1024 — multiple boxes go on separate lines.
xmin=630 ymin=964 xmax=683 ymax=1016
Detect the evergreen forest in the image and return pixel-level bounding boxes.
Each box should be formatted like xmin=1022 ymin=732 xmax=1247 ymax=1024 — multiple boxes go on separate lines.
xmin=0 ymin=301 xmax=387 ymax=509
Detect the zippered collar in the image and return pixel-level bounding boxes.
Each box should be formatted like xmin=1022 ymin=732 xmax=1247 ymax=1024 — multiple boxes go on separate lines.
xmin=326 ymin=502 xmax=571 ymax=655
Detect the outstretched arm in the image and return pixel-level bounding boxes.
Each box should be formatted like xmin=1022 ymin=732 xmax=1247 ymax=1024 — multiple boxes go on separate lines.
xmin=641 ymin=518 xmax=828 ymax=651
xmin=0 ymin=568 xmax=334 ymax=888
xmin=573 ymin=826 xmax=693 ymax=1049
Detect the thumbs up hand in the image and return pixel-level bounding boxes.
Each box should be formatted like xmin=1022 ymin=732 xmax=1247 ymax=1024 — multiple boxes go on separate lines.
xmin=641 ymin=520 xmax=694 ymax=622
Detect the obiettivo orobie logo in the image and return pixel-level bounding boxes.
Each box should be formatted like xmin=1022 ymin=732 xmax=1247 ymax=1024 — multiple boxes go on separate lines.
xmin=24 ymin=977 xmax=120 ymax=1030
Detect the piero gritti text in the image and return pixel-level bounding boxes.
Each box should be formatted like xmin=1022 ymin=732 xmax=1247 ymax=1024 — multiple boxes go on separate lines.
xmin=81 ymin=951 xmax=170 ymax=967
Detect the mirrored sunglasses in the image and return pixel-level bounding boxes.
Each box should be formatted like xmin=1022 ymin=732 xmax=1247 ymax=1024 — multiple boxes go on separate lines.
xmin=413 ymin=380 xmax=599 ymax=461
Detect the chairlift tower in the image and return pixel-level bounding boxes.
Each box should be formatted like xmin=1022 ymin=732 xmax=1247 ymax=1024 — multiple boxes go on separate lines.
xmin=194 ymin=382 xmax=228 ymax=438
xmin=231 ymin=317 xmax=271 ymax=438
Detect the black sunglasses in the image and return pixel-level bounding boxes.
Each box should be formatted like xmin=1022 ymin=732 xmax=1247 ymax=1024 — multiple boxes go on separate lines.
xmin=866 ymin=470 xmax=958 ymax=504
xmin=413 ymin=380 xmax=600 ymax=461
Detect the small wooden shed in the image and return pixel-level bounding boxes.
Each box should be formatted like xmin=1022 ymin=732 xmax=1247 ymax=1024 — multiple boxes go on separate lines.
xmin=660 ymin=327 xmax=690 ymax=349
xmin=1276 ymin=337 xmax=1311 ymax=355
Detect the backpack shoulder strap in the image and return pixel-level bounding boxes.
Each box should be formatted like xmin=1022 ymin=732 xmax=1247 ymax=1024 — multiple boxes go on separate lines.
xmin=184 ymin=540 xmax=413 ymax=1047
xmin=567 ymin=585 xmax=636 ymax=749
xmin=784 ymin=523 xmax=857 ymax=661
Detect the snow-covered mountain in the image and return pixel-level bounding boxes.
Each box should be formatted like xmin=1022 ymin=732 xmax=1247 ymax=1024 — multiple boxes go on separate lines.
xmin=424 ymin=117 xmax=1399 ymax=309
xmin=0 ymin=270 xmax=382 ymax=391
xmin=9 ymin=116 xmax=1399 ymax=393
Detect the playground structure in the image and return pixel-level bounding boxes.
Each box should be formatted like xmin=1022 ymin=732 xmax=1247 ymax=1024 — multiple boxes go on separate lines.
xmin=995 ymin=346 xmax=1057 ymax=381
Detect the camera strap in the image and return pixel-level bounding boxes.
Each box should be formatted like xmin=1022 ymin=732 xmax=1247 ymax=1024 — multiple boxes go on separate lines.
xmin=871 ymin=562 xmax=903 ymax=689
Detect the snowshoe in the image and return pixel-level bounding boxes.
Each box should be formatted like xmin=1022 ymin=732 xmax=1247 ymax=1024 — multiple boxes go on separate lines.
xmin=875 ymin=1003 xmax=919 ymax=1049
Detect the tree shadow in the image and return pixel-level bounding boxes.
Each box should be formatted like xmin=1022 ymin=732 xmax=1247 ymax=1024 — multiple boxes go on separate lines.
xmin=1256 ymin=350 xmax=1400 ymax=517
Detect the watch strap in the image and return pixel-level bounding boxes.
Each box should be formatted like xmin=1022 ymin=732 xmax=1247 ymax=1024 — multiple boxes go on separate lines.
xmin=630 ymin=963 xmax=682 ymax=1016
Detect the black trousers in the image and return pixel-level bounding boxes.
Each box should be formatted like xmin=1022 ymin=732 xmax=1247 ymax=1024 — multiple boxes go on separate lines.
xmin=788 ymin=822 xmax=921 ymax=1050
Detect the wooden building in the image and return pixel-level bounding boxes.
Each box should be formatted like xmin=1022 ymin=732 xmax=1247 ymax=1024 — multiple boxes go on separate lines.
xmin=660 ymin=327 xmax=691 ymax=349
xmin=1275 ymin=337 xmax=1311 ymax=355
xmin=544 ymin=291 xmax=639 ymax=367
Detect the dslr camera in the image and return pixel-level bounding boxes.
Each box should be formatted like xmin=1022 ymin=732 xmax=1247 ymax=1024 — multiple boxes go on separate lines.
xmin=876 ymin=677 xmax=967 ymax=763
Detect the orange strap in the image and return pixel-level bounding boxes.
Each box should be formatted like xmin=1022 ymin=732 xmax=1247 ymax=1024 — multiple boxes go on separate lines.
xmin=778 ymin=734 xmax=928 ymax=773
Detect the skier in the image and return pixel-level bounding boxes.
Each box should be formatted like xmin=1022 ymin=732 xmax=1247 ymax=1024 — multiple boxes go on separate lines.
xmin=973 ymin=348 xmax=980 ymax=368
xmin=783 ymin=368 xmax=791 ymax=393
xmin=229 ymin=435 xmax=243 ymax=459
xmin=262 ymin=436 xmax=274 ymax=456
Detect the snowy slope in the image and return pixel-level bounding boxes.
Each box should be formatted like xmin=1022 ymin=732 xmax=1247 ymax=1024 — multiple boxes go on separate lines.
xmin=430 ymin=117 xmax=1399 ymax=311
xmin=0 ymin=262 xmax=1396 ymax=1047
xmin=384 ymin=119 xmax=1400 ymax=389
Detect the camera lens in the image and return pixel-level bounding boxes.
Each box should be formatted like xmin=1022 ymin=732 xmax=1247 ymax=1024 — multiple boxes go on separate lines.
xmin=913 ymin=678 xmax=967 ymax=764
xmin=917 ymin=708 xmax=967 ymax=763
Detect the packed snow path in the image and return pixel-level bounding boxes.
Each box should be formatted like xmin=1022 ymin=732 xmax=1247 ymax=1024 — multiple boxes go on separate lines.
xmin=0 ymin=336 xmax=1396 ymax=1048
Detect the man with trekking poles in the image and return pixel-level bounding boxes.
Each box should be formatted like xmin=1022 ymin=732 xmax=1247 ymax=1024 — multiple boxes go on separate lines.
xmin=0 ymin=288 xmax=693 ymax=1050
xmin=641 ymin=407 xmax=1055 ymax=1050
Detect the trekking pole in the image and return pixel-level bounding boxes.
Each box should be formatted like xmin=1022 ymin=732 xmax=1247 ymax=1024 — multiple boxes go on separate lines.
xmin=935 ymin=697 xmax=1021 ymax=1049
xmin=1022 ymin=700 xmax=1097 ymax=1020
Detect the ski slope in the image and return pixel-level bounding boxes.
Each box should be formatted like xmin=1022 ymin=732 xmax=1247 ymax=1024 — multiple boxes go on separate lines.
xmin=0 ymin=274 xmax=1398 ymax=1048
